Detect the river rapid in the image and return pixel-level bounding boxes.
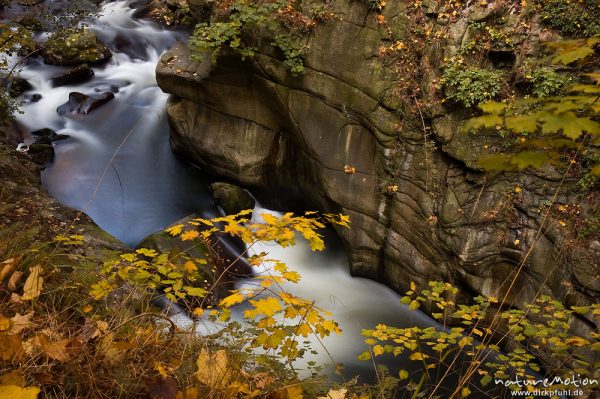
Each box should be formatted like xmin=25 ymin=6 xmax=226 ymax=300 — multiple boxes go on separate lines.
xmin=14 ymin=0 xmax=436 ymax=381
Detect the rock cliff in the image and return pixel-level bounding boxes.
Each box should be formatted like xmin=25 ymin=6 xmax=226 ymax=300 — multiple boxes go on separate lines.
xmin=156 ymin=0 xmax=600 ymax=324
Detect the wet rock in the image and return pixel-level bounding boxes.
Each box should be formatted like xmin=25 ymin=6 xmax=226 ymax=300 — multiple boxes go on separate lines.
xmin=26 ymin=142 xmax=53 ymax=166
xmin=57 ymin=91 xmax=114 ymax=115
xmin=209 ymin=182 xmax=255 ymax=216
xmin=42 ymin=28 xmax=112 ymax=66
xmin=31 ymin=128 xmax=56 ymax=140
xmin=1 ymin=74 xmax=33 ymax=97
xmin=21 ymin=93 xmax=43 ymax=103
xmin=131 ymin=0 xmax=192 ymax=26
xmin=50 ymin=64 xmax=94 ymax=87
xmin=112 ymin=34 xmax=149 ymax=60
xmin=30 ymin=128 xmax=69 ymax=142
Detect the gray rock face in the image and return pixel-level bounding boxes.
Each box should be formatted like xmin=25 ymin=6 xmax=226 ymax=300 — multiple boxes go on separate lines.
xmin=156 ymin=1 xmax=599 ymax=323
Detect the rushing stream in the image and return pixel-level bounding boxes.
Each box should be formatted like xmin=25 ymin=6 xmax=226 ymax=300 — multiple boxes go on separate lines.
xmin=14 ymin=0 xmax=437 ymax=381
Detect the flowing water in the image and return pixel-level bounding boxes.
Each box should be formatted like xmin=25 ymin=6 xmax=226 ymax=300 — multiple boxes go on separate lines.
xmin=13 ymin=0 xmax=436 ymax=381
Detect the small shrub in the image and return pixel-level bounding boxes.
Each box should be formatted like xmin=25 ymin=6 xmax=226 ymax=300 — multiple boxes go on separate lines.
xmin=188 ymin=0 xmax=316 ymax=75
xmin=441 ymin=58 xmax=503 ymax=108
xmin=521 ymin=63 xmax=572 ymax=98
xmin=533 ymin=0 xmax=600 ymax=38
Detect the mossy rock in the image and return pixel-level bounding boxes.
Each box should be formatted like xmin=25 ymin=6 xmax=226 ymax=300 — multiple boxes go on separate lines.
xmin=42 ymin=28 xmax=112 ymax=66
xmin=209 ymin=182 xmax=255 ymax=216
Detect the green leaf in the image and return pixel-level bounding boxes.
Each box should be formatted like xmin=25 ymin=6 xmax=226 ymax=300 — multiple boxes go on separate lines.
xmin=552 ymin=46 xmax=595 ymax=65
xmin=479 ymin=101 xmax=507 ymax=114
xmin=465 ymin=114 xmax=503 ymax=130
xmin=480 ymin=375 xmax=492 ymax=387
xmin=409 ymin=300 xmax=420 ymax=310
xmin=477 ymin=154 xmax=512 ymax=171
xmin=509 ymin=151 xmax=550 ymax=169
xmin=185 ymin=287 xmax=209 ymax=297
xmin=505 ymin=114 xmax=539 ymax=133
xmin=539 ymin=112 xmax=600 ymax=139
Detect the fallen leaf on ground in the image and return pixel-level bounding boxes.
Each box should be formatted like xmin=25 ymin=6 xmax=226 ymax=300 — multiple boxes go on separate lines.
xmin=7 ymin=271 xmax=23 ymax=291
xmin=269 ymin=385 xmax=303 ymax=399
xmin=0 ymin=333 xmax=24 ymax=361
xmin=9 ymin=313 xmax=34 ymax=334
xmin=32 ymin=334 xmax=70 ymax=362
xmin=318 ymin=388 xmax=347 ymax=399
xmin=0 ymin=368 xmax=25 ymax=387
xmin=22 ymin=265 xmax=43 ymax=300
xmin=0 ymin=385 xmax=40 ymax=399
xmin=0 ymin=258 xmax=17 ymax=283
xmin=195 ymin=349 xmax=230 ymax=389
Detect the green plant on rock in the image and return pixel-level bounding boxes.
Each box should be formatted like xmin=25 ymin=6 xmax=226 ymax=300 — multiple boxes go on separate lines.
xmin=360 ymin=281 xmax=600 ymax=398
xmin=532 ymin=0 xmax=600 ymax=38
xmin=188 ymin=0 xmax=317 ymax=75
xmin=0 ymin=22 xmax=35 ymax=124
xmin=521 ymin=62 xmax=572 ymax=98
xmin=441 ymin=57 xmax=503 ymax=108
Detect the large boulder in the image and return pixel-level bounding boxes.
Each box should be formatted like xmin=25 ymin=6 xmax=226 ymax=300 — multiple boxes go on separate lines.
xmin=42 ymin=28 xmax=112 ymax=66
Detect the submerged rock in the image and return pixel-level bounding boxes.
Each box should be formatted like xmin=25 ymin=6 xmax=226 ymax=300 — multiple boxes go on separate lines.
xmin=26 ymin=142 xmax=53 ymax=166
xmin=57 ymin=91 xmax=114 ymax=115
xmin=50 ymin=64 xmax=94 ymax=87
xmin=209 ymin=182 xmax=255 ymax=216
xmin=42 ymin=28 xmax=112 ymax=66
xmin=31 ymin=128 xmax=69 ymax=142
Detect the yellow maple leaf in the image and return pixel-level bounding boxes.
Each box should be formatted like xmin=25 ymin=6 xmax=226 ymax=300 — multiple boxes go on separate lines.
xmin=0 ymin=316 xmax=10 ymax=331
xmin=246 ymin=297 xmax=282 ymax=318
xmin=409 ymin=352 xmax=427 ymax=361
xmin=165 ymin=224 xmax=184 ymax=236
xmin=192 ymin=307 xmax=204 ymax=317
xmin=183 ymin=261 xmax=197 ymax=273
xmin=219 ymin=292 xmax=245 ymax=308
xmin=282 ymin=271 xmax=301 ymax=283
xmin=180 ymin=230 xmax=199 ymax=241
